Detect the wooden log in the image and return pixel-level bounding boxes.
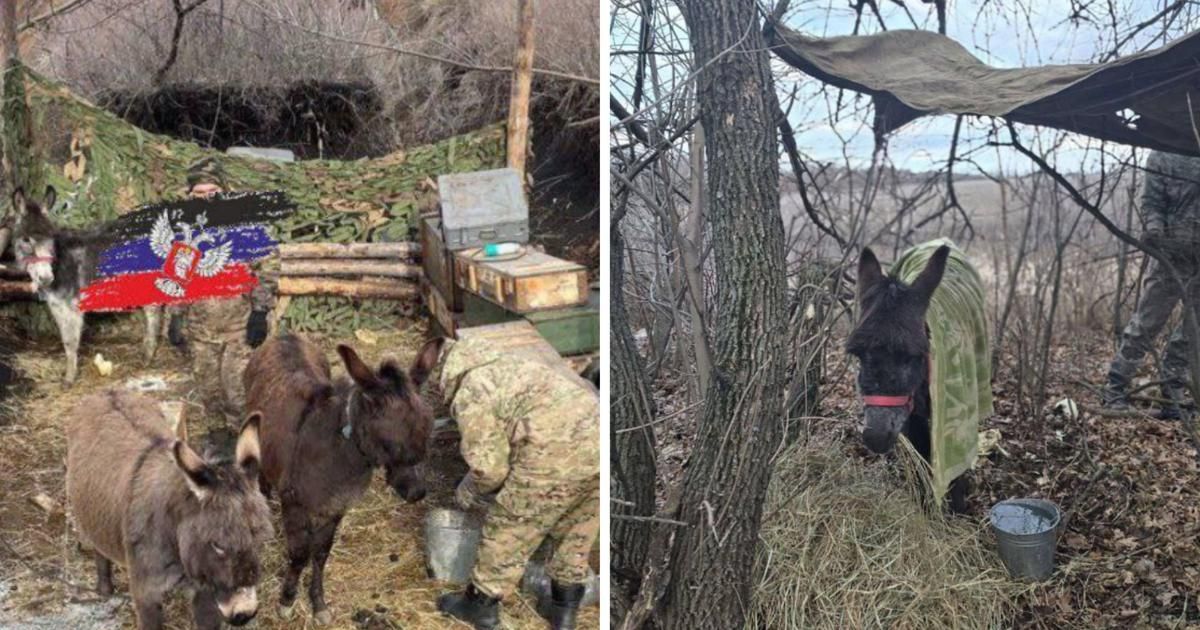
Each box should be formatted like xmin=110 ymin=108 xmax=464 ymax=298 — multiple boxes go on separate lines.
xmin=277 ymin=242 xmax=420 ymax=260
xmin=278 ymin=276 xmax=417 ymax=300
xmin=0 ymin=263 xmax=29 ymax=279
xmin=280 ymin=259 xmax=422 ymax=279
xmin=0 ymin=278 xmax=34 ymax=297
xmin=506 ymin=0 xmax=535 ymax=179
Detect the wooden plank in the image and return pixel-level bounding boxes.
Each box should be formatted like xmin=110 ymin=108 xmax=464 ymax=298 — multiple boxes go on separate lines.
xmin=280 ymin=259 xmax=421 ymax=278
xmin=278 ymin=276 xmax=416 ymax=299
xmin=461 ymin=292 xmax=598 ymax=356
xmin=278 ymin=242 xmax=419 ymax=259
xmin=453 ymin=248 xmax=588 ymax=312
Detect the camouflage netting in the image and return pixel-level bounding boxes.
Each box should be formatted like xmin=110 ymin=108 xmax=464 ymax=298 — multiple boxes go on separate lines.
xmin=1 ymin=65 xmax=507 ymax=337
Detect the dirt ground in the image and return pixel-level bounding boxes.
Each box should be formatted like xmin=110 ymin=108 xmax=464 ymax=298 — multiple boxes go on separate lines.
xmin=644 ymin=325 xmax=1200 ymax=629
xmin=0 ymin=316 xmax=598 ymax=630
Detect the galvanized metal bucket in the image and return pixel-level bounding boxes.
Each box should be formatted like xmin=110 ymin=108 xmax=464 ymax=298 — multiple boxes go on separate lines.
xmin=425 ymin=509 xmax=482 ymax=584
xmin=989 ymin=498 xmax=1062 ymax=581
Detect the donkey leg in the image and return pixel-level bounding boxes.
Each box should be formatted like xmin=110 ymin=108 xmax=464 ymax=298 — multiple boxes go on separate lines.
xmin=142 ymin=305 xmax=162 ymax=361
xmin=46 ymin=294 xmax=83 ymax=386
xmin=95 ymin=556 xmax=114 ymax=596
xmin=308 ymin=514 xmax=344 ymax=625
xmin=278 ymin=503 xmax=312 ymax=618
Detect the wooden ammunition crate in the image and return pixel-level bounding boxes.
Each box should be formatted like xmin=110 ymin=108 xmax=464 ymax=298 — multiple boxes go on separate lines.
xmin=421 ymin=216 xmax=462 ymax=312
xmin=461 ymin=288 xmax=599 ymax=356
xmin=453 ymin=248 xmax=588 ymax=313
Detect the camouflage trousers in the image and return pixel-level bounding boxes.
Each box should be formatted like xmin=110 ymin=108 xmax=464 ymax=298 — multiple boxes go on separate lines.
xmin=472 ymin=474 xmax=599 ymax=599
xmin=1107 ymin=260 xmax=1200 ymax=397
xmin=192 ymin=339 xmax=253 ymax=426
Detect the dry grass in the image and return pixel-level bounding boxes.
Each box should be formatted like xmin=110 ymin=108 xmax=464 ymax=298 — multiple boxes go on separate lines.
xmin=749 ymin=435 xmax=1024 ymax=630
xmin=0 ymin=315 xmax=598 ymax=630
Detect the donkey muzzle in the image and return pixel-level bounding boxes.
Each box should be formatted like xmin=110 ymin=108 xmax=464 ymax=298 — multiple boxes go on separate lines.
xmin=218 ymin=586 xmax=258 ymax=626
xmin=862 ymin=405 xmax=909 ymax=454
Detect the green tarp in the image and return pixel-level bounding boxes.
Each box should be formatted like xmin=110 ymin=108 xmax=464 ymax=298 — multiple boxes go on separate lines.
xmin=892 ymin=239 xmax=993 ymax=497
xmin=1 ymin=66 xmax=507 ymax=335
xmin=766 ymin=23 xmax=1200 ymax=156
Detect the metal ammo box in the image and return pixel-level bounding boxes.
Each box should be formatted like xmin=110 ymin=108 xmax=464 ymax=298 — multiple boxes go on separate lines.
xmin=438 ymin=168 xmax=529 ymax=250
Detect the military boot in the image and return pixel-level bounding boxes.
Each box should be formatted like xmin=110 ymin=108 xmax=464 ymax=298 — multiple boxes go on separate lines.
xmin=1101 ymin=371 xmax=1132 ymax=411
xmin=1159 ymin=385 xmax=1196 ymax=421
xmin=537 ymin=580 xmax=587 ymax=630
xmin=437 ymin=584 xmax=500 ymax=630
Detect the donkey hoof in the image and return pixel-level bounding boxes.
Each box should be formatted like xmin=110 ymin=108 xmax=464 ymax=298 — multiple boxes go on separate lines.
xmin=314 ymin=609 xmax=333 ymax=626
xmin=276 ymin=602 xmax=296 ymax=620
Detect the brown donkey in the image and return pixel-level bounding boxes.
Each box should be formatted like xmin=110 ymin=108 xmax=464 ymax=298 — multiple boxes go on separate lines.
xmin=243 ymin=333 xmax=443 ymax=624
xmin=66 ymin=389 xmax=272 ymax=629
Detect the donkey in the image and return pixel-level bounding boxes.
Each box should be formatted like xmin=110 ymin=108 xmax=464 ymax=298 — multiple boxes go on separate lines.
xmin=9 ymin=187 xmax=162 ymax=385
xmin=66 ymin=389 xmax=273 ymax=629
xmin=847 ymin=245 xmax=971 ymax=513
xmin=243 ymin=333 xmax=443 ymax=624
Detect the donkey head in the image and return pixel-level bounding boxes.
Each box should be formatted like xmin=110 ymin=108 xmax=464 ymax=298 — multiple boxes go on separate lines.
xmin=337 ymin=339 xmax=444 ymax=503
xmin=11 ymin=187 xmax=58 ymax=289
xmin=173 ymin=414 xmax=273 ymax=626
xmin=847 ymin=245 xmax=949 ymax=454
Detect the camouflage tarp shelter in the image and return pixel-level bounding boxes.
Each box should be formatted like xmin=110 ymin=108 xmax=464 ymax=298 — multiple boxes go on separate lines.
xmin=765 ymin=22 xmax=1200 ymax=156
xmin=0 ymin=66 xmax=506 ymax=334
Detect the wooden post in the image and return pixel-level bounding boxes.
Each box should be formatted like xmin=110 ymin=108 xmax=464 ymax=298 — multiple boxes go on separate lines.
xmin=505 ymin=0 xmax=535 ymax=180
xmin=2 ymin=0 xmax=16 ymax=63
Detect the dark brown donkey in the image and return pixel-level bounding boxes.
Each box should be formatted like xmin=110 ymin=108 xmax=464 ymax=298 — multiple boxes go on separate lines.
xmin=243 ymin=333 xmax=443 ymax=624
xmin=67 ymin=389 xmax=272 ymax=629
xmin=847 ymin=245 xmax=970 ymax=513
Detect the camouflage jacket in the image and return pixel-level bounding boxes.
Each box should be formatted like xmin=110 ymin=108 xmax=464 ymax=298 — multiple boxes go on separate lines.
xmin=183 ymin=271 xmax=275 ymax=343
xmin=1142 ymin=151 xmax=1200 ymax=248
xmin=439 ymin=337 xmax=600 ymax=493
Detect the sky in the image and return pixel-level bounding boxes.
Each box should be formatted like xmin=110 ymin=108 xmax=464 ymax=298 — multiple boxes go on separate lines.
xmin=611 ymin=0 xmax=1200 ymax=175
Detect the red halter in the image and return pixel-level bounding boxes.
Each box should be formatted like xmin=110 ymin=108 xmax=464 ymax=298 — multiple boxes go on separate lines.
xmin=861 ymin=354 xmax=932 ymax=414
xmin=19 ymin=255 xmax=54 ymax=265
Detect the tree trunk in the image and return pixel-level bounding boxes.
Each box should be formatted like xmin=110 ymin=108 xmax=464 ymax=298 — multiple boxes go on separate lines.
xmin=610 ymin=195 xmax=658 ymax=601
xmin=663 ymin=1 xmax=788 ymax=627
xmin=506 ymin=0 xmax=535 ymax=179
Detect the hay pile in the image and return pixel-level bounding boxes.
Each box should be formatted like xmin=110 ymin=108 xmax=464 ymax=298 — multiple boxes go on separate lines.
xmin=749 ymin=437 xmax=1022 ymax=630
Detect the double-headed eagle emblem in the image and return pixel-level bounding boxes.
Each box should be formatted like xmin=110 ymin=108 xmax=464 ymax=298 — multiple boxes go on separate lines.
xmin=149 ymin=211 xmax=233 ymax=298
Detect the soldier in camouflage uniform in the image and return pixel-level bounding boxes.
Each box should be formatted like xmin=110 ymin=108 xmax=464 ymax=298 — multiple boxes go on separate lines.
xmin=174 ymin=158 xmax=275 ymax=427
xmin=1103 ymin=150 xmax=1200 ymax=419
xmin=434 ymin=336 xmax=599 ymax=630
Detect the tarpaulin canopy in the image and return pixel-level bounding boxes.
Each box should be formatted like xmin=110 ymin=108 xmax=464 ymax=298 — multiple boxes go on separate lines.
xmin=765 ymin=22 xmax=1200 ymax=156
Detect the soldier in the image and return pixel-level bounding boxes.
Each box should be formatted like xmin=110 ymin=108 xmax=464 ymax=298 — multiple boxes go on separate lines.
xmin=434 ymin=336 xmax=599 ymax=630
xmin=174 ymin=157 xmax=274 ymax=427
xmin=1102 ymin=150 xmax=1200 ymax=419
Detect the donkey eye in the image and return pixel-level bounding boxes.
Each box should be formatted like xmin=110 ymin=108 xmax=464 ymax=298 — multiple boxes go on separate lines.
xmin=211 ymin=542 xmax=226 ymax=557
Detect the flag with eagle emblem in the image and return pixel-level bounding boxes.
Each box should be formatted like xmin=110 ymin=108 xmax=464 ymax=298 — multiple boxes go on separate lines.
xmin=79 ymin=191 xmax=294 ymax=312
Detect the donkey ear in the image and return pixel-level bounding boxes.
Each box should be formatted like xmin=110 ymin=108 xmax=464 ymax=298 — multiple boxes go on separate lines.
xmin=173 ymin=441 xmax=214 ymax=500
xmin=910 ymin=245 xmax=951 ymax=305
xmin=337 ymin=344 xmax=381 ymax=389
xmin=43 ymin=186 xmax=56 ymax=212
xmin=236 ymin=412 xmax=263 ymax=477
xmin=409 ymin=338 xmax=445 ymax=387
xmin=857 ymin=248 xmax=885 ymax=303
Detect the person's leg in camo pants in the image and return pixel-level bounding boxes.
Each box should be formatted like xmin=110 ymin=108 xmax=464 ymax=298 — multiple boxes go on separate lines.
xmin=472 ymin=475 xmax=598 ymax=600
xmin=192 ymin=339 xmax=234 ymax=427
xmin=1160 ymin=275 xmax=1200 ymax=410
xmin=1104 ymin=260 xmax=1183 ymax=407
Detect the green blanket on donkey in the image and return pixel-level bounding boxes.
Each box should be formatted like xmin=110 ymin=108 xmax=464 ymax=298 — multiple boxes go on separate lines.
xmin=891 ymin=239 xmax=993 ymax=498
